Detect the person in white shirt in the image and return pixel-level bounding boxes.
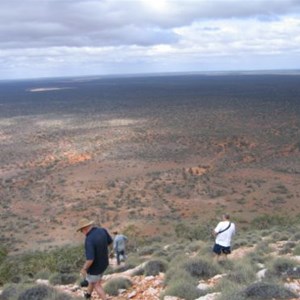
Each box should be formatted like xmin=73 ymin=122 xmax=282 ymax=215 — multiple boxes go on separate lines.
xmin=212 ymin=214 xmax=236 ymax=261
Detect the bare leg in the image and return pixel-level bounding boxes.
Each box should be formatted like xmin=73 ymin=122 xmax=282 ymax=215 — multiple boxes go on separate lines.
xmin=87 ymin=283 xmax=94 ymax=295
xmin=213 ymin=251 xmax=220 ymax=262
xmin=94 ymin=280 xmax=107 ymax=300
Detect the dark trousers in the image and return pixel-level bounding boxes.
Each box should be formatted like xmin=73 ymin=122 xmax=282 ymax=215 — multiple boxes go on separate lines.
xmin=116 ymin=250 xmax=125 ymax=265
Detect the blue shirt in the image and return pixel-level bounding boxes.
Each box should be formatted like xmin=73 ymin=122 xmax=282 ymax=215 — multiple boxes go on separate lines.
xmin=113 ymin=234 xmax=128 ymax=252
xmin=85 ymin=227 xmax=113 ymax=275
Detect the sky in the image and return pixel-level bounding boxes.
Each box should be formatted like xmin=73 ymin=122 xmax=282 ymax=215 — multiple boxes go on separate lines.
xmin=1 ymin=0 xmax=300 ymax=80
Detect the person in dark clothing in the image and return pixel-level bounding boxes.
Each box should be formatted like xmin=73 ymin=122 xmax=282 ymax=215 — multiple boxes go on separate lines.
xmin=77 ymin=218 xmax=112 ymax=300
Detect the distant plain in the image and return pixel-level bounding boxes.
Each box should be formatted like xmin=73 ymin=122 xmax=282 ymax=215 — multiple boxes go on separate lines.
xmin=0 ymin=74 xmax=299 ymax=253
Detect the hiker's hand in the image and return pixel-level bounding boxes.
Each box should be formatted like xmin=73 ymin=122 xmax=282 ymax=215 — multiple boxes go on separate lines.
xmin=80 ymin=268 xmax=87 ymax=277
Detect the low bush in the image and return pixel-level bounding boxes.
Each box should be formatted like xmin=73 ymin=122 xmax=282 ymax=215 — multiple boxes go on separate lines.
xmin=17 ymin=284 xmax=59 ymax=300
xmin=278 ymin=242 xmax=296 ymax=255
xmin=183 ymin=257 xmax=219 ymax=279
xmin=0 ymin=246 xmax=8 ymax=265
xmin=34 ymin=269 xmax=51 ymax=280
xmin=255 ymin=240 xmax=272 ymax=256
xmin=0 ymin=283 xmax=20 ymax=300
xmin=215 ymin=278 xmax=245 ymax=300
xmin=144 ymin=259 xmax=168 ymax=276
xmin=163 ymin=278 xmax=205 ymax=300
xmin=164 ymin=267 xmax=198 ymax=287
xmin=104 ymin=277 xmax=132 ymax=296
xmin=0 ymin=246 xmax=84 ymax=285
xmin=138 ymin=245 xmax=157 ymax=256
xmin=293 ymin=244 xmax=300 ymax=255
xmin=251 ymin=214 xmax=291 ymax=229
xmin=185 ymin=240 xmax=206 ymax=253
xmin=291 ymin=231 xmax=300 ymax=241
xmin=0 ymin=284 xmax=78 ymax=300
xmin=239 ymin=282 xmax=297 ymax=299
xmin=267 ymin=257 xmax=298 ymax=279
xmin=227 ymin=258 xmax=256 ymax=285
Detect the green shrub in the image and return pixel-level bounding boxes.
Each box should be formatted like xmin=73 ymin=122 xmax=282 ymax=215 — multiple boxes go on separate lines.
xmin=144 ymin=259 xmax=168 ymax=276
xmin=0 ymin=283 xmax=20 ymax=300
xmin=234 ymin=238 xmax=249 ymax=248
xmin=185 ymin=240 xmax=206 ymax=253
xmin=291 ymin=232 xmax=300 ymax=241
xmin=215 ymin=278 xmax=245 ymax=300
xmin=0 ymin=284 xmax=77 ymax=300
xmin=163 ymin=278 xmax=205 ymax=300
xmin=138 ymin=245 xmax=157 ymax=256
xmin=251 ymin=214 xmax=291 ymax=229
xmin=17 ymin=284 xmax=57 ymax=300
xmin=255 ymin=240 xmax=272 ymax=255
xmin=34 ymin=269 xmax=51 ymax=280
xmin=104 ymin=277 xmax=132 ymax=296
xmin=183 ymin=257 xmax=219 ymax=279
xmin=267 ymin=257 xmax=298 ymax=279
xmin=0 ymin=245 xmax=84 ymax=285
xmin=174 ymin=222 xmax=212 ymax=241
xmin=227 ymin=259 xmax=256 ymax=285
xmin=293 ymin=244 xmax=300 ymax=255
xmin=0 ymin=246 xmax=8 ymax=265
xmin=152 ymin=249 xmax=168 ymax=258
xmin=278 ymin=242 xmax=296 ymax=255
xmin=239 ymin=282 xmax=297 ymax=299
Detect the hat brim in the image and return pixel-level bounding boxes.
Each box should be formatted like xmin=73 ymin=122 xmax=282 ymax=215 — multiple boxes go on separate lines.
xmin=76 ymin=220 xmax=94 ymax=232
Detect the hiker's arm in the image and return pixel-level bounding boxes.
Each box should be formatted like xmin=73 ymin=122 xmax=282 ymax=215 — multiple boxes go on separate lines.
xmin=80 ymin=259 xmax=93 ymax=276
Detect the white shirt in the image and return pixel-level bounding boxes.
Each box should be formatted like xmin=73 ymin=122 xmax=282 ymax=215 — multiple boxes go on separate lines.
xmin=214 ymin=221 xmax=236 ymax=247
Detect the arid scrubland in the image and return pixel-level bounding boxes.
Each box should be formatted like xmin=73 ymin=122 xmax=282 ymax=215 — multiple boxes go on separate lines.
xmin=0 ymin=74 xmax=299 ymax=254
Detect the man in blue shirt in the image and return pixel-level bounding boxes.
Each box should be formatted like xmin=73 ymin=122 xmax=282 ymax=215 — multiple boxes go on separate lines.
xmin=77 ymin=218 xmax=113 ymax=300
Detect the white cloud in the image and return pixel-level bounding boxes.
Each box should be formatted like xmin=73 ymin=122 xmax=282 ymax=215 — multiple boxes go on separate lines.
xmin=0 ymin=0 xmax=300 ymax=79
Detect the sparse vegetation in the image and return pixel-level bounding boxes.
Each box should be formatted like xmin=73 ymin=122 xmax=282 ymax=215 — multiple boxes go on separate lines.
xmin=0 ymin=75 xmax=300 ymax=298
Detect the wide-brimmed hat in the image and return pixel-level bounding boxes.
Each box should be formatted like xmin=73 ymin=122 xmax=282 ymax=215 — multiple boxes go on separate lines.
xmin=76 ymin=218 xmax=94 ymax=232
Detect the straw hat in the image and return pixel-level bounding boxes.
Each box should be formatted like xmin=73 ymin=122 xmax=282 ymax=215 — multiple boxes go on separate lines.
xmin=76 ymin=218 xmax=94 ymax=232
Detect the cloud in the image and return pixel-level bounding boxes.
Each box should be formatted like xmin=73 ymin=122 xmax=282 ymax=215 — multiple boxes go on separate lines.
xmin=0 ymin=0 xmax=300 ymax=79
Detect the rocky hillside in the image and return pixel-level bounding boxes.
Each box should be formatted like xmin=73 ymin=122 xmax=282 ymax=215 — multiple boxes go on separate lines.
xmin=1 ymin=224 xmax=299 ymax=300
